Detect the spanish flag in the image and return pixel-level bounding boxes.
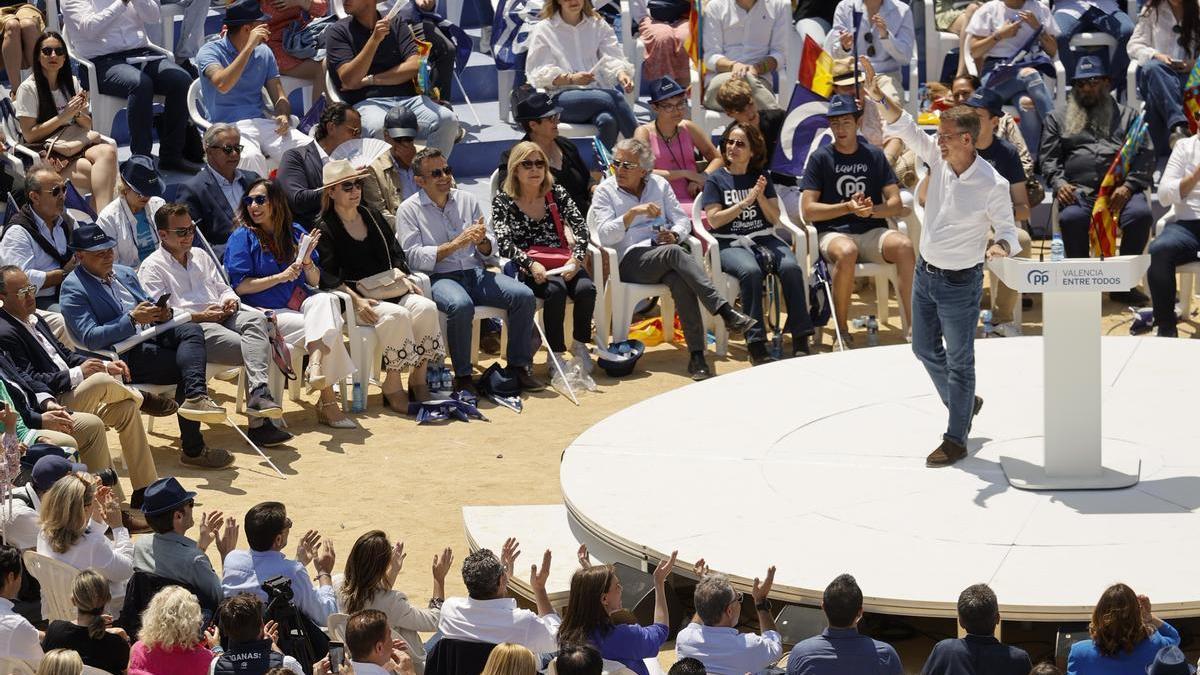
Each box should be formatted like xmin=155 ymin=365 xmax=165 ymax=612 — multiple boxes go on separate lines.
xmin=796 ymin=35 xmax=833 ymax=99
xmin=685 ymin=0 xmax=702 ymax=70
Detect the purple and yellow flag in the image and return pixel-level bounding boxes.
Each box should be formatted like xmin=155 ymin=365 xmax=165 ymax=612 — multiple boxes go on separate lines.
xmin=1089 ymin=111 xmax=1148 ymax=258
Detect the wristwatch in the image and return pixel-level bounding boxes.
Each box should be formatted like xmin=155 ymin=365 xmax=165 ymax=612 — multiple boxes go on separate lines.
xmin=755 ymin=598 xmax=772 ymax=612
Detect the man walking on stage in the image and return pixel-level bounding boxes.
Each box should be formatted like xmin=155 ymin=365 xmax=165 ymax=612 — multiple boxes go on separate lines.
xmin=864 ymin=59 xmax=1020 ymax=467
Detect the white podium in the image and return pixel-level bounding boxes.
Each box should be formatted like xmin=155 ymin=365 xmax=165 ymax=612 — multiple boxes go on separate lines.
xmin=986 ymin=255 xmax=1149 ymax=490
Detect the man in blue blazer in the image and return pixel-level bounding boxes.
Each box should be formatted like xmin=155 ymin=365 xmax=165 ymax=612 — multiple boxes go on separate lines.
xmin=176 ymin=124 xmax=261 ymax=248
xmin=59 ymin=225 xmax=235 ymax=470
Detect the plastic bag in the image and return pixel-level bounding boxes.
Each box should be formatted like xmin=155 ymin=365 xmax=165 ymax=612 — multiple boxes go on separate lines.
xmin=551 ymin=355 xmax=597 ymax=394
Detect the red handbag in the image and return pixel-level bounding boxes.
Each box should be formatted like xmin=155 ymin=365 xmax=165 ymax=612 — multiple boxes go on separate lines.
xmin=526 ymin=192 xmax=573 ymax=269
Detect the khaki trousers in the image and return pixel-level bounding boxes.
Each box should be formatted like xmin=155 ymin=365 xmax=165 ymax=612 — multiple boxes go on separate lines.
xmin=33 ymin=413 xmax=122 ymax=498
xmin=59 ymin=373 xmax=158 ymax=491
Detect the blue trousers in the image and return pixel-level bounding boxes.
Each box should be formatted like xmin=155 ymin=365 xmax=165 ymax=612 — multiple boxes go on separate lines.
xmin=1053 ymin=8 xmax=1134 ymax=95
xmin=1058 ymin=191 xmax=1152 ymax=259
xmin=123 ymin=322 xmax=210 ymax=454
xmin=92 ymin=48 xmax=192 ymax=158
xmin=718 ymin=238 xmax=813 ymax=345
xmin=554 ymin=88 xmax=638 ymax=150
xmin=911 ymin=260 xmax=983 ymax=446
xmin=1147 ymin=219 xmax=1200 ymax=333
xmin=1137 ymin=59 xmax=1188 ymax=156
xmin=354 ymin=95 xmax=461 ymax=156
xmin=431 ymin=268 xmax=537 ymax=376
xmin=983 ymin=62 xmax=1055 ymax=161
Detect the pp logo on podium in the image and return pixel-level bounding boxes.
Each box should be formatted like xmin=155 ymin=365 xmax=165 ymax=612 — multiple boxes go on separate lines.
xmin=1027 ymin=269 xmax=1050 ymax=286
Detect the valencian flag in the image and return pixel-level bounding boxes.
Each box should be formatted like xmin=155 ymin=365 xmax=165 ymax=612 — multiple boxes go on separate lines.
xmin=1185 ymin=59 xmax=1200 ymax=133
xmin=1089 ymin=111 xmax=1149 ymax=257
xmin=796 ymin=35 xmax=833 ymax=98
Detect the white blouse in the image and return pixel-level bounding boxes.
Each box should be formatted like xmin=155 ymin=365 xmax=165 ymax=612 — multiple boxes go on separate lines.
xmin=1128 ymin=3 xmax=1195 ymax=66
xmin=37 ymin=521 xmax=133 ymax=616
xmin=525 ymin=13 xmax=634 ymax=92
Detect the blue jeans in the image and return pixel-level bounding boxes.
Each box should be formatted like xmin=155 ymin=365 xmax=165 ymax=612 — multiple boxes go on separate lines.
xmin=92 ymin=48 xmax=192 ymax=157
xmin=718 ymin=238 xmax=813 ymax=344
xmin=1054 ymin=8 xmax=1134 ymax=93
xmin=911 ymin=260 xmax=983 ymax=446
xmin=1137 ymin=59 xmax=1188 ymax=156
xmin=1058 ymin=191 xmax=1152 ymax=259
xmin=431 ymin=268 xmax=537 ymax=376
xmin=983 ymin=64 xmax=1055 ymax=161
xmin=354 ymin=95 xmax=460 ymax=156
xmin=122 ymin=322 xmax=211 ymax=454
xmin=1147 ymin=219 xmax=1200 ymax=333
xmin=554 ymin=87 xmax=638 ymax=150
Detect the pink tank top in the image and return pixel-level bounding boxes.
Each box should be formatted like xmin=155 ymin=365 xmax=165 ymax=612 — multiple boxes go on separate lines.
xmin=649 ymin=125 xmax=698 ymax=205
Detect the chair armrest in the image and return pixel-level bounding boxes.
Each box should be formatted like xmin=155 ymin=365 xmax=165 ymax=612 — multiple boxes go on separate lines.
xmin=690 ymin=223 xmax=722 ymax=276
xmin=776 ymin=209 xmax=806 ymax=259
xmin=804 ymin=224 xmax=818 ymax=267
xmin=589 ymin=231 xmax=622 ymax=284
xmin=331 ymin=289 xmax=360 ymax=331
xmin=146 ymin=43 xmax=173 ymax=59
xmin=409 ymin=272 xmax=431 ymax=295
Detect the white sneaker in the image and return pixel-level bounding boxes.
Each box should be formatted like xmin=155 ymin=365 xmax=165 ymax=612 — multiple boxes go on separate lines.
xmin=993 ymin=322 xmax=1023 ymax=338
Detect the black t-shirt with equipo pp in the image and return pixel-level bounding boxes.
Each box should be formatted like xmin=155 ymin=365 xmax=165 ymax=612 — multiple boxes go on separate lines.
xmin=799 ymin=141 xmax=897 ymax=235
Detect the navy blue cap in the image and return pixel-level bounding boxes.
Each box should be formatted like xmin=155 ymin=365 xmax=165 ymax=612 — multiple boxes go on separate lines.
xmin=1147 ymin=645 xmax=1195 ymax=675
xmin=965 ymin=88 xmax=1005 ymax=116
xmin=140 ymin=476 xmax=197 ymax=516
xmin=68 ymin=224 xmax=117 ymax=252
xmin=477 ymin=363 xmax=521 ymax=397
xmin=31 ymin=454 xmax=86 ymax=493
xmin=825 ymin=94 xmax=860 ymax=118
xmin=225 ymin=0 xmax=269 ymax=26
xmin=1073 ymin=54 xmax=1109 ymax=81
xmin=120 ymin=155 xmax=165 ymax=198
xmin=384 ymin=106 xmax=419 ymax=139
xmin=596 ymin=339 xmax=644 ymax=377
xmin=649 ymin=76 xmax=686 ymax=104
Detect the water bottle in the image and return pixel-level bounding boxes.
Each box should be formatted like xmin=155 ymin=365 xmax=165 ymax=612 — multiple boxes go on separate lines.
xmin=351 ymin=382 xmax=365 ymax=412
xmin=441 ymin=367 xmax=453 ymax=394
xmin=980 ymin=309 xmax=993 ymax=338
xmin=1050 ymin=233 xmax=1065 ymax=262
xmin=770 ymin=333 xmax=783 ymax=360
xmin=866 ymin=315 xmax=878 ymax=347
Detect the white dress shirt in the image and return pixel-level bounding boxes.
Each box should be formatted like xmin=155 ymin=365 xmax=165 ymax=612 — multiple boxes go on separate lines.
xmin=825 ymin=0 xmax=916 ymax=77
xmin=525 ymin=14 xmax=634 ymax=92
xmin=702 ymin=0 xmax=791 ymax=83
xmin=395 ymin=189 xmax=497 ymax=274
xmin=593 ymin=174 xmax=691 ymax=259
xmin=0 ymin=485 xmax=40 ymax=551
xmin=437 ymin=596 xmax=561 ymax=653
xmin=674 ymin=622 xmax=783 ymax=675
xmin=0 ymin=212 xmax=69 ymax=298
xmin=333 ymin=576 xmax=439 ymax=674
xmin=1158 ymin=136 xmax=1200 ymax=220
xmin=965 ymin=0 xmax=1059 ymax=60
xmin=349 ymin=662 xmax=390 ymax=675
xmin=61 ymin=0 xmax=160 ymax=60
xmin=0 ymin=597 xmax=42 ymax=662
xmin=96 ymin=196 xmax=165 ymax=269
xmin=36 ymin=521 xmax=133 ymax=615
xmin=885 ymin=112 xmax=1019 ymax=270
xmin=13 ymin=310 xmax=82 ymax=400
xmin=138 ymin=247 xmax=239 ymax=314
xmin=1128 ymin=4 xmax=1194 ymax=66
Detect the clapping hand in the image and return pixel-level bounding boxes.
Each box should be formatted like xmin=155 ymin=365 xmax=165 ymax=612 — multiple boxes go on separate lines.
xmin=839 ymin=30 xmax=853 ymax=51
xmin=501 ymin=537 xmax=520 ymax=578
xmin=694 ymin=557 xmax=710 ymax=578
xmin=385 ymin=540 xmax=406 ymax=586
xmin=314 ymin=539 xmax=337 ymax=574
xmin=197 ymin=510 xmax=225 ymax=552
xmin=750 ymin=565 xmax=776 ymax=604
xmin=868 ymin=13 xmax=888 ymax=39
xmin=275 ymin=114 xmax=292 ymax=136
xmin=997 ymin=20 xmax=1021 ymax=40
xmin=848 ymin=192 xmax=874 ymax=218
xmin=431 ymin=546 xmax=453 ymax=584
xmin=859 ymin=56 xmax=882 ymax=101
xmin=1017 ymin=10 xmax=1040 ymax=30
xmin=577 ymin=543 xmax=591 ymax=569
xmin=529 ymin=549 xmax=552 ymax=592
xmin=618 ymin=72 xmax=635 ymax=93
xmin=652 ymin=550 xmax=678 ymax=587
xmin=215 ymin=516 xmax=240 ymax=558
xmin=296 ymin=529 xmax=321 ymax=566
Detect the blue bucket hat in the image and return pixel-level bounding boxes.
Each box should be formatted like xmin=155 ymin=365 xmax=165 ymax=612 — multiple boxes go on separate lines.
xmin=140 ymin=476 xmax=197 ymax=516
xmin=965 ymin=88 xmax=1005 ymax=116
xmin=1147 ymin=645 xmax=1196 ymax=675
xmin=477 ymin=363 xmax=523 ymax=412
xmin=1073 ymin=54 xmax=1109 ymax=81
xmin=649 ymin=76 xmax=686 ymax=104
xmin=596 ymin=339 xmax=645 ymax=377
xmin=225 ymin=0 xmax=269 ymax=26
xmin=120 ymin=155 xmax=165 ymax=198
xmin=825 ymin=94 xmax=860 ymax=118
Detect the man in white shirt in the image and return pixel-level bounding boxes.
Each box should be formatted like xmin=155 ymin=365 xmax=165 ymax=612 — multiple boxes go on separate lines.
xmin=343 ymin=609 xmax=417 ymax=675
xmin=701 ymin=0 xmax=790 ymax=111
xmin=0 ymin=165 xmax=77 ymax=311
xmin=437 ymin=540 xmax=560 ymax=653
xmin=1148 ymin=136 xmax=1200 ymax=337
xmin=870 ymin=61 xmax=1018 ymax=468
xmin=138 ymin=203 xmax=291 ymax=447
xmin=0 ymin=544 xmax=42 ymax=663
xmin=675 ymin=565 xmax=781 ymax=675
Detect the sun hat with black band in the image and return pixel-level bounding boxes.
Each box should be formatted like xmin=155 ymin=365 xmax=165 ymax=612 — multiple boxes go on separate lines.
xmin=831 ymin=57 xmax=867 ymax=87
xmin=322 ymin=159 xmax=363 ymax=189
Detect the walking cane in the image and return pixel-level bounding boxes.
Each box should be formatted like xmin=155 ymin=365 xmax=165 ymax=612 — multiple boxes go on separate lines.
xmin=536 ymin=318 xmax=580 ymax=406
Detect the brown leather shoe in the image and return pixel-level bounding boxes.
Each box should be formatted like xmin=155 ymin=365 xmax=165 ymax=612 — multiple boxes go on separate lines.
xmin=121 ymin=509 xmax=152 ymax=534
xmin=926 ymin=439 xmax=967 ymax=467
xmin=139 ymin=391 xmax=179 ymax=417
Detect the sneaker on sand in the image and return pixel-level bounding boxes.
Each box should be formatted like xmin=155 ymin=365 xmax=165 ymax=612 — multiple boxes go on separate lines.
xmin=178 ymin=396 xmax=227 ymax=424
xmin=180 ymin=446 xmax=234 ymax=469
xmin=993 ymin=322 xmax=1023 ymax=338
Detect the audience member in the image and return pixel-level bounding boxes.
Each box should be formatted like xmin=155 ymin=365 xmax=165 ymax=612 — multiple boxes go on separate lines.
xmin=634 ymin=77 xmax=720 ymax=213
xmin=701 ymin=0 xmax=789 ymax=111
xmin=325 ymin=0 xmax=460 ymax=149
xmin=1149 ymin=130 xmax=1200 ymax=336
xmin=631 ymin=0 xmax=692 ymax=84
xmin=713 ymin=78 xmax=799 ymax=215
xmin=667 ymin=658 xmax=706 ymax=675
xmin=0 ymin=164 xmax=77 ymax=311
xmin=15 ymin=31 xmax=118 ymax=212
xmin=498 ymin=91 xmax=597 ymax=214
xmin=480 ymin=643 xmax=538 ymax=675
xmin=438 ymin=541 xmax=560 ymax=653
xmin=932 ymin=0 xmax=982 ymax=77
xmin=345 ymin=609 xmax=419 ymax=675
xmin=675 ymin=562 xmax=781 ymax=675
xmin=336 ymin=530 xmax=451 ymax=675
xmin=36 ymin=474 xmax=132 ymax=614
xmin=921 ymin=583 xmax=1030 ymax=675
xmin=556 ymin=643 xmax=605 ymax=675
xmin=215 ymin=592 xmax=306 ymax=675
xmin=381 ymin=0 xmax=461 ymax=108
xmin=826 ymin=0 xmax=915 ymax=103
xmin=222 ymin=501 xmax=339 ymax=626
xmin=35 ymin=649 xmax=81 ymax=675
xmin=593 ymin=139 xmax=755 ymax=380
xmin=1053 ymin=1 xmax=1133 ymax=82
xmin=1128 ymin=0 xmax=1199 ymax=154
xmin=224 ymin=179 xmax=356 ymax=428
xmin=704 ymin=122 xmax=814 ymax=361
xmin=278 ymin=102 xmax=362 ymax=228
xmin=381 ymin=106 xmax=420 ymax=205
xmin=176 ymin=124 xmax=262 ymax=249
xmin=948 ymin=73 xmax=1043 ymax=206
xmin=1145 ymin=646 xmax=1193 ymax=675
xmin=41 ymin=568 xmax=131 ymax=674
xmin=128 ymin=586 xmax=217 ymax=674
xmin=315 ymin=160 xmax=445 ymax=410
xmin=0 ymin=543 xmax=42 ymax=662
xmin=60 ymin=0 xmax=200 ymax=173
xmin=397 ymin=148 xmax=545 ymax=394
xmin=1031 ymin=663 xmax=1064 ymax=675
xmin=197 ymin=0 xmax=314 ymax=176
xmin=0 ymin=0 xmax=42 ymax=95
xmin=828 ymin=58 xmax=917 ymax=190
xmin=557 ymin=552 xmax=676 ymax=675
xmin=0 ymin=453 xmax=79 ymax=551
xmin=800 ymin=94 xmax=912 ymax=341
xmin=0 ymin=373 xmax=46 ymax=449
xmin=493 ymin=141 xmax=597 ymax=368
xmin=58 ymin=225 xmax=234 ymax=469
xmin=139 ymin=202 xmax=291 ymax=446
xmin=259 ymin=0 xmax=329 ymax=99
xmin=1066 ymin=584 xmax=1179 ymax=674
xmin=95 ymin=155 xmax=166 ymax=268
xmin=1040 ymin=54 xmax=1153 ymax=278
xmin=525 ymin=0 xmax=637 ymax=150
xmin=787 ymin=573 xmax=901 ymax=675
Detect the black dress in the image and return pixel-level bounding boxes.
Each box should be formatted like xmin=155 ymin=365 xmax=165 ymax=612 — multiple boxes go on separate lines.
xmin=315 ymin=204 xmax=411 ymax=289
xmin=498 ymin=136 xmax=594 ymax=213
xmin=43 ymin=620 xmax=130 ymax=674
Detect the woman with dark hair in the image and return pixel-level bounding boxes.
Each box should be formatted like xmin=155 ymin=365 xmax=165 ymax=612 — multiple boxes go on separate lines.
xmin=42 ymin=568 xmax=131 ymax=674
xmin=334 ymin=530 xmax=453 ymax=674
xmin=1129 ymin=0 xmax=1200 ymax=154
xmin=14 ymin=31 xmax=117 ymax=211
xmin=497 ymin=91 xmax=596 ymax=213
xmin=634 ymin=76 xmax=720 ymax=214
xmin=557 ymin=552 xmax=676 ymax=675
xmin=1066 ymin=583 xmax=1180 ymax=674
xmin=223 ymin=178 xmax=356 ymax=428
xmin=701 ymin=122 xmax=813 ymax=363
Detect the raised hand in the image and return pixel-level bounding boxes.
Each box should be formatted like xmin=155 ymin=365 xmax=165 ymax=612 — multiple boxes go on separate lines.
xmin=431 ymin=547 xmax=453 ymax=584
xmin=577 ymin=543 xmax=591 ymax=569
xmin=215 ymin=516 xmax=240 ymax=559
xmin=197 ymin=510 xmax=224 ymax=551
xmin=751 ymin=565 xmax=776 ymax=604
xmin=530 ymin=549 xmax=552 ymax=592
xmin=694 ymin=557 xmax=710 ymax=579
xmin=653 ymin=550 xmax=677 ymax=587
xmin=501 ymin=537 xmax=520 ymax=578
xmin=296 ymin=529 xmax=321 ymax=566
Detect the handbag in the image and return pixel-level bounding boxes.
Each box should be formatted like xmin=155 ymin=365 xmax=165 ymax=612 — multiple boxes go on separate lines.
xmin=354 ymin=210 xmax=411 ymax=300
xmin=526 ymin=192 xmax=574 ymax=270
xmin=283 ymin=11 xmax=337 ymax=61
xmin=42 ymin=124 xmax=101 ymax=159
xmin=263 ymin=310 xmax=296 ymax=381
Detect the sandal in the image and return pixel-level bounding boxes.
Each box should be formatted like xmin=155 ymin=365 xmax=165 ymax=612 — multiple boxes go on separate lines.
xmin=316 ymin=401 xmax=356 ymax=429
xmin=384 ymin=391 xmax=410 ymax=414
xmin=305 ymin=363 xmax=328 ymax=394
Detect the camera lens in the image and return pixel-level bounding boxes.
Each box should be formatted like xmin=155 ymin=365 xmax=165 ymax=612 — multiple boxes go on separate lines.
xmin=96 ymin=468 xmax=118 ymax=487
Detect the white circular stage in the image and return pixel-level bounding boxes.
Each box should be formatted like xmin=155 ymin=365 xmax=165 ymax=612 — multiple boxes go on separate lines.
xmin=560 ymin=337 xmax=1200 ymax=622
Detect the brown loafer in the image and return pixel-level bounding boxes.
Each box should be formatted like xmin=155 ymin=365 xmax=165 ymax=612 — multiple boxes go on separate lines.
xmin=926 ymin=439 xmax=968 ymax=467
xmin=121 ymin=509 xmax=152 ymax=534
xmin=139 ymin=391 xmax=179 ymax=417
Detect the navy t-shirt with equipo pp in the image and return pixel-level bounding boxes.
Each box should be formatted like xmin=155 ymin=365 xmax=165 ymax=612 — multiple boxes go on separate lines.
xmin=701 ymin=168 xmax=777 ymax=246
xmin=799 ymin=142 xmax=897 ymax=235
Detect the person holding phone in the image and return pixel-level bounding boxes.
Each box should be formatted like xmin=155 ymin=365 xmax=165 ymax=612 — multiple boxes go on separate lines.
xmin=1128 ymin=0 xmax=1200 ymax=155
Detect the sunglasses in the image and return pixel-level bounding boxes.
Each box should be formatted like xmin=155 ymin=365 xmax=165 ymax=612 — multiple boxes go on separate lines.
xmin=864 ymin=32 xmax=876 ymax=58
xmin=210 ymin=143 xmax=243 ymax=155
xmin=610 ymin=160 xmax=640 ymax=171
xmin=426 ymin=167 xmax=453 ymax=178
xmin=40 ymin=185 xmax=64 ymax=197
xmin=656 ymin=99 xmax=687 ymax=111
xmin=242 ymin=194 xmax=269 ymax=206
xmin=168 ymin=227 xmax=196 ymax=237
xmin=338 ymin=179 xmax=364 ymax=192
xmin=519 ymin=159 xmax=546 ymax=170
xmin=726 ymin=138 xmax=748 ymax=148
xmin=14 ymin=284 xmax=36 ymax=298
xmin=345 ymin=126 xmax=361 ymax=136
xmin=40 ymin=46 xmax=66 ymax=57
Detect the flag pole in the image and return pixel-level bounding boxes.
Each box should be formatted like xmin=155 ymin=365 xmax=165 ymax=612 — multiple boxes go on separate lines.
xmin=852 ymin=9 xmax=862 ymax=102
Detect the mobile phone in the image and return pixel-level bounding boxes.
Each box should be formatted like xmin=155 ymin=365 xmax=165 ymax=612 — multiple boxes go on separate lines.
xmin=329 ymin=642 xmax=345 ymax=674
xmin=155 ymin=293 xmax=171 ymax=308
xmin=0 ymin=401 xmax=6 ymax=412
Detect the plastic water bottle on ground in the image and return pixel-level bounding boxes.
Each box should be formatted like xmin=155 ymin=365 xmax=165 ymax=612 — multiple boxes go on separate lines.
xmin=866 ymin=315 xmax=878 ymax=347
xmin=980 ymin=309 xmax=993 ymax=338
xmin=1050 ymin=233 xmax=1065 ymax=261
xmin=352 ymin=382 xmax=365 ymax=412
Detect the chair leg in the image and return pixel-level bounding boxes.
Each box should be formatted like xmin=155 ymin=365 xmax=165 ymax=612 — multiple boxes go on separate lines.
xmin=595 ymin=282 xmax=611 ymax=348
xmin=611 ymin=292 xmax=631 ymax=343
xmin=1182 ymin=272 xmax=1196 ymax=317
xmin=660 ymin=294 xmax=676 ymax=345
xmin=234 ymin=369 xmax=246 ymax=415
xmin=876 ymin=273 xmax=891 ymax=326
xmin=470 ymin=317 xmax=482 ymax=368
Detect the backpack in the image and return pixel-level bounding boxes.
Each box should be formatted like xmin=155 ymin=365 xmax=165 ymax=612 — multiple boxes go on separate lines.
xmin=283 ymin=12 xmax=338 ymax=61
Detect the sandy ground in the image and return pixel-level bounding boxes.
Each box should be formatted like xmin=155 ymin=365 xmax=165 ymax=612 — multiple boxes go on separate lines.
xmin=102 ymin=278 xmax=1198 ymax=673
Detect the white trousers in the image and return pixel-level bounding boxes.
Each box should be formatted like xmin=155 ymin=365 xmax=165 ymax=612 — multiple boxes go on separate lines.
xmin=368 ymin=293 xmax=445 ymax=371
xmin=236 ymin=119 xmax=316 ymax=177
xmin=272 ymin=292 xmax=356 ymax=386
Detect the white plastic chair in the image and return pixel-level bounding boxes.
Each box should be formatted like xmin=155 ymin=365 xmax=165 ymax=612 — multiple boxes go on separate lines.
xmin=922 ymin=0 xmax=960 ymax=84
xmin=187 ymin=79 xmax=302 ymax=134
xmin=22 ymin=550 xmax=77 ymax=622
xmin=0 ymin=657 xmax=36 ymax=675
xmin=154 ymin=3 xmax=188 ymax=57
xmin=326 ymin=69 xmax=345 ymax=105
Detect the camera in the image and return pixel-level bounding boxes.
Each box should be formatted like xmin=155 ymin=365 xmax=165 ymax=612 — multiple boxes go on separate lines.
xmin=96 ymin=468 xmax=117 ymax=488
xmin=262 ymin=576 xmax=295 ymax=603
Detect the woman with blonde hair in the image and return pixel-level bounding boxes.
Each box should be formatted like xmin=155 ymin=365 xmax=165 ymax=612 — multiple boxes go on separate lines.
xmin=36 ymin=475 xmax=131 ymax=616
xmin=128 ymin=586 xmax=217 ymax=674
xmin=35 ymin=649 xmax=83 ymax=675
xmin=42 ymin=568 xmax=131 ymax=674
xmin=1066 ymin=583 xmax=1180 ymax=674
xmin=480 ymin=643 xmax=539 ymax=675
xmin=493 ymin=141 xmax=596 ymax=365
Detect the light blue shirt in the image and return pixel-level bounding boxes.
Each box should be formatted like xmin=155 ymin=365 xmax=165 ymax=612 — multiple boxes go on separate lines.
xmin=394 ymin=159 xmax=417 ymax=202
xmin=827 ymin=0 xmax=915 ymax=77
xmin=220 ymin=549 xmax=338 ymax=626
xmin=395 ymin=188 xmax=497 ymax=274
xmin=197 ymin=38 xmax=279 ymax=123
xmin=208 ymin=165 xmax=243 ymax=216
xmin=593 ymin=174 xmax=691 ymax=260
xmin=83 ymin=268 xmax=138 ymax=312
xmin=675 ymin=622 xmax=783 ymax=675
